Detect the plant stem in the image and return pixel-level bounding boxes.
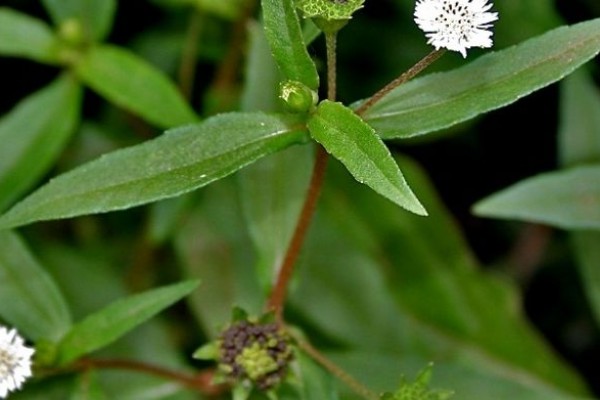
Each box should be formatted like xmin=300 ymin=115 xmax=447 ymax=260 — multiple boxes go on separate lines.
xmin=208 ymin=0 xmax=258 ymax=112
xmin=297 ymin=340 xmax=379 ymax=400
xmin=355 ymin=48 xmax=445 ymax=116
xmin=266 ymin=32 xmax=340 ymax=322
xmin=266 ymin=146 xmax=328 ymax=321
xmin=179 ymin=10 xmax=203 ymax=100
xmin=325 ymin=32 xmax=338 ymax=102
xmin=72 ymin=358 xmax=225 ymax=395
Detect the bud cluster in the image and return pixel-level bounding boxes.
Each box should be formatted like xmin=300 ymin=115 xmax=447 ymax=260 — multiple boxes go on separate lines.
xmin=218 ymin=321 xmax=293 ymax=390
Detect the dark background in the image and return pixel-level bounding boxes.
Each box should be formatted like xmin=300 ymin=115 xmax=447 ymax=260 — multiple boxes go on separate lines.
xmin=1 ymin=0 xmax=599 ymax=395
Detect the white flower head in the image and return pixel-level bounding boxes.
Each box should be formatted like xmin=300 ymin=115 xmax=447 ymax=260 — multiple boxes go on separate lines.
xmin=414 ymin=0 xmax=498 ymax=58
xmin=0 ymin=326 xmax=34 ymax=398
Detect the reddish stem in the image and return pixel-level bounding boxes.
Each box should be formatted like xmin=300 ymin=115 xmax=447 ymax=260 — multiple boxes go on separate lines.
xmin=355 ymin=48 xmax=445 ymax=116
xmin=266 ymin=146 xmax=329 ymax=321
xmin=72 ymin=358 xmax=226 ymax=396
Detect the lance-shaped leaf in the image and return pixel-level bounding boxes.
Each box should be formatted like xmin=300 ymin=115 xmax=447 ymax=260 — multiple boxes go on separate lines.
xmin=0 ymin=74 xmax=82 ymax=212
xmin=261 ymin=0 xmax=319 ymax=90
xmin=473 ymin=165 xmax=600 ymax=230
xmin=308 ymin=100 xmax=426 ymax=215
xmin=560 ymin=71 xmax=600 ymax=328
xmin=75 ymin=45 xmax=198 ymax=129
xmin=361 ymin=18 xmax=600 ymax=139
xmin=0 ymin=231 xmax=72 ymax=341
xmin=41 ymin=0 xmax=116 ymax=42
xmin=56 ymin=280 xmax=199 ymax=365
xmin=559 ymin=70 xmax=600 ymax=167
xmin=0 ymin=7 xmax=61 ymax=63
xmin=0 ymin=112 xmax=307 ymax=229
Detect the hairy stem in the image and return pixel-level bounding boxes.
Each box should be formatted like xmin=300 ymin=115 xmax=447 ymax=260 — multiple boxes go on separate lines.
xmin=72 ymin=358 xmax=225 ymax=395
xmin=266 ymin=146 xmax=328 ymax=320
xmin=298 ymin=340 xmax=379 ymax=400
xmin=326 ymin=32 xmax=338 ymax=102
xmin=355 ymin=48 xmax=445 ymax=116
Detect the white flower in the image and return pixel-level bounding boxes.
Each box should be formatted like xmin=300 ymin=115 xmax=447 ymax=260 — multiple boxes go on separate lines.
xmin=0 ymin=326 xmax=34 ymax=398
xmin=414 ymin=0 xmax=498 ymax=58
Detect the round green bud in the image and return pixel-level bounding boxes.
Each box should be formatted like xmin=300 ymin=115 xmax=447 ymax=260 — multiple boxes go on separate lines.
xmin=58 ymin=18 xmax=85 ymax=46
xmin=279 ymin=80 xmax=318 ymax=114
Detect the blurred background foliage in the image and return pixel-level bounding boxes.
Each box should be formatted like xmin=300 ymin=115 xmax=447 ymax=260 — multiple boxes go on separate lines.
xmin=1 ymin=0 xmax=599 ymax=399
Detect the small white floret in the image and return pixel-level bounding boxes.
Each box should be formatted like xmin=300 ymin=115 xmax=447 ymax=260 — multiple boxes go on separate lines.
xmin=414 ymin=0 xmax=499 ymax=57
xmin=0 ymin=326 xmax=34 ymax=398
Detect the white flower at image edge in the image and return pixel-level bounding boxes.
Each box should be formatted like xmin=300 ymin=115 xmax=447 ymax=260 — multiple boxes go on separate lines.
xmin=414 ymin=0 xmax=498 ymax=57
xmin=0 ymin=326 xmax=34 ymax=398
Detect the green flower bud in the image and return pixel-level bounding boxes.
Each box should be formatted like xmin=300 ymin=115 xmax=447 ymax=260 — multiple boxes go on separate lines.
xmin=279 ymin=80 xmax=318 ymax=114
xmin=58 ymin=19 xmax=85 ymax=46
xmin=217 ymin=320 xmax=293 ymax=390
xmin=296 ymin=0 xmax=365 ymax=33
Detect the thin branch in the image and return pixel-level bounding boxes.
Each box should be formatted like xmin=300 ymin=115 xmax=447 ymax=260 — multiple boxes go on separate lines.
xmin=266 ymin=146 xmax=328 ymax=321
xmin=297 ymin=340 xmax=379 ymax=400
xmin=72 ymin=358 xmax=226 ymax=395
xmin=179 ymin=10 xmax=203 ymax=100
xmin=325 ymin=32 xmax=338 ymax=102
xmin=266 ymin=30 xmax=339 ymax=322
xmin=208 ymin=0 xmax=258 ymax=112
xmin=355 ymin=48 xmax=445 ymax=116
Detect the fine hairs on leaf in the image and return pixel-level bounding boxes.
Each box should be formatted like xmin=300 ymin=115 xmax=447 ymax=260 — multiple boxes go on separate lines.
xmin=0 ymin=1 xmax=598 ymax=399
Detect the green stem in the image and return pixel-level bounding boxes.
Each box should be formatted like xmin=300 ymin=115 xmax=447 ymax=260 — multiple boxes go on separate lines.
xmin=297 ymin=340 xmax=379 ymax=400
xmin=355 ymin=48 xmax=445 ymax=116
xmin=325 ymin=31 xmax=338 ymax=102
xmin=179 ymin=10 xmax=203 ymax=100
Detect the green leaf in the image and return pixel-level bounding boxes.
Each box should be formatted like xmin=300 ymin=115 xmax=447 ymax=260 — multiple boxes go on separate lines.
xmin=291 ymin=157 xmax=588 ymax=396
xmin=71 ymin=371 xmax=107 ymax=400
xmin=0 ymin=112 xmax=307 ymax=229
xmin=38 ymin=244 xmax=198 ymax=399
xmin=559 ymin=70 xmax=600 ymax=167
xmin=0 ymin=7 xmax=60 ymax=63
xmin=175 ymin=179 xmax=264 ymax=337
xmin=56 ymin=280 xmax=199 ymax=365
xmin=473 ymin=165 xmax=600 ymax=230
xmin=75 ymin=44 xmax=198 ymax=129
xmin=571 ymin=232 xmax=600 ymax=327
xmin=559 ymin=70 xmax=600 ymax=328
xmin=261 ymin=0 xmax=320 ymax=90
xmin=195 ymin=0 xmax=245 ymax=19
xmin=308 ymin=100 xmax=426 ymax=215
xmin=296 ymin=350 xmax=338 ymax=400
xmin=0 ymin=231 xmax=72 ymax=341
xmin=361 ymin=18 xmax=600 ymax=139
xmin=0 ymin=74 xmax=82 ymax=212
xmin=240 ymin=20 xmax=281 ymax=113
xmin=382 ymin=364 xmax=453 ymax=400
xmin=239 ymin=145 xmax=314 ymax=291
xmin=41 ymin=0 xmax=116 ymax=42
